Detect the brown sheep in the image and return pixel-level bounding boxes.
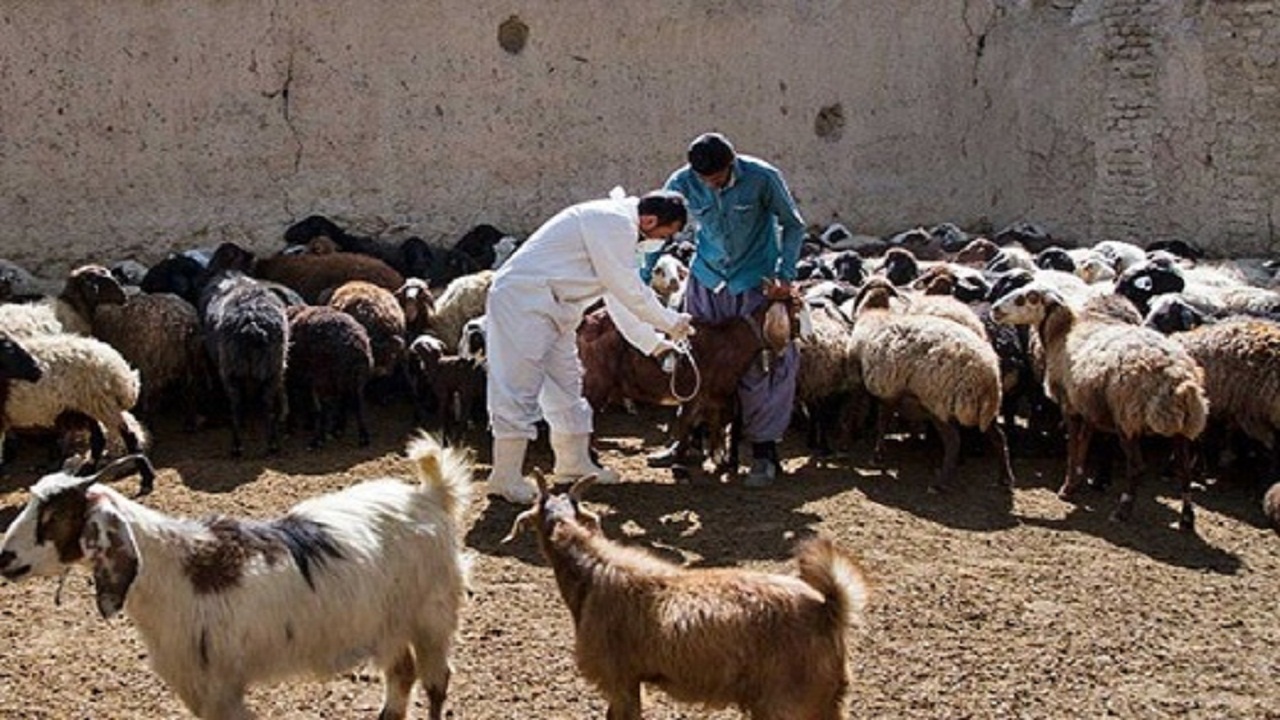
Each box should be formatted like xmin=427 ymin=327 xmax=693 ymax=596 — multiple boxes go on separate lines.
xmin=285 ymin=305 xmax=373 ymax=448
xmin=252 ymin=249 xmax=404 ymax=304
xmin=504 ymin=473 xmax=871 ymax=720
xmin=326 ymin=280 xmax=406 ymax=378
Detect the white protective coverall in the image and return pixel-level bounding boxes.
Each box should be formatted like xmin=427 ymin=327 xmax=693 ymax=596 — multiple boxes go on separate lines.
xmin=486 ymin=189 xmax=685 ymax=443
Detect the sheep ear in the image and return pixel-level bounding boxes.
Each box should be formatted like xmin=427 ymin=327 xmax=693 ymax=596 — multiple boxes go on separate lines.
xmin=79 ymin=499 xmax=139 ymax=620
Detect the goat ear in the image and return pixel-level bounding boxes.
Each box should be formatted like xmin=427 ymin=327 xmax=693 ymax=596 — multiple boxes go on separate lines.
xmin=79 ymin=498 xmax=139 ymax=620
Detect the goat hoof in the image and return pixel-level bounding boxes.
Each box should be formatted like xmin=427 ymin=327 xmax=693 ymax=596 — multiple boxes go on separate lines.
xmin=1178 ymin=510 xmax=1196 ymax=533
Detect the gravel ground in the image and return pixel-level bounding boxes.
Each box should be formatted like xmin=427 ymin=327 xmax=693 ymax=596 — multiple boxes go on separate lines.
xmin=0 ymin=401 xmax=1276 ymax=719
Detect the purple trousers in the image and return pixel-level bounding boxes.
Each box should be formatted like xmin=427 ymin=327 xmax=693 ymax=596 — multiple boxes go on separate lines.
xmin=682 ymin=275 xmax=799 ymax=444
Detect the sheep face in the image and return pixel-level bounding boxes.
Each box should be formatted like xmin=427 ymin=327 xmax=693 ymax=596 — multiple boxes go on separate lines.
xmin=0 ymin=333 xmax=42 ymax=382
xmin=395 ymin=278 xmax=435 ymax=325
xmin=991 ymin=285 xmax=1056 ymax=326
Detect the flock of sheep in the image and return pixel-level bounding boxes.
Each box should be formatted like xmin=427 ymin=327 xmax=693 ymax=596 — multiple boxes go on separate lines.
xmin=1 ymin=213 xmax=1279 ymax=718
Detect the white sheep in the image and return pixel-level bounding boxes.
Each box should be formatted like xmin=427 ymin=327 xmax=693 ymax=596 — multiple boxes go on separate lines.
xmin=992 ymin=282 xmax=1207 ymax=530
xmin=0 ymin=433 xmax=471 ymax=720
xmin=0 ymin=331 xmax=152 ymax=489
xmin=849 ymin=278 xmax=1015 ymax=491
xmin=427 ymin=269 xmax=492 ymax=354
xmin=503 ymin=473 xmax=871 ymax=720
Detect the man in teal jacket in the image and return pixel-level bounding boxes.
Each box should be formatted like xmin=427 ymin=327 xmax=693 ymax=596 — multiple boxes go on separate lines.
xmin=655 ymin=132 xmax=805 ymax=486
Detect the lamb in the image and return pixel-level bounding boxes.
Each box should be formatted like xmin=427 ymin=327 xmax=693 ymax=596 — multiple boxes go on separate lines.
xmin=503 ymin=473 xmax=871 ymax=720
xmin=396 ymin=278 xmax=436 ymax=339
xmin=0 ymin=331 xmax=153 ymax=490
xmin=285 ymin=305 xmax=373 ymax=448
xmin=325 ymin=280 xmax=406 ymax=378
xmin=849 ymin=278 xmax=1015 ymax=492
xmin=425 ymin=270 xmax=493 ymax=354
xmin=992 ymin=282 xmax=1208 ymax=530
xmin=0 ymin=436 xmax=470 ymax=720
xmin=198 ymin=245 xmax=290 ymax=457
xmin=403 ymin=331 xmax=486 ymax=442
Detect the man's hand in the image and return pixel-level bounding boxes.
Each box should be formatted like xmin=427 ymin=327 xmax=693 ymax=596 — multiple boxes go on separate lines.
xmin=650 ymin=338 xmax=678 ymax=357
xmin=668 ymin=313 xmax=696 ymax=342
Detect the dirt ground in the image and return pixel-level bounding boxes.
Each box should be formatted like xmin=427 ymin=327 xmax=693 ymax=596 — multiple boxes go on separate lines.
xmin=0 ymin=400 xmax=1277 ymax=720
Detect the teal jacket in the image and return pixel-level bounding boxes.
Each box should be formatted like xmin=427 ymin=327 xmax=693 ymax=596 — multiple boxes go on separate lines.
xmin=662 ymin=154 xmax=805 ymax=294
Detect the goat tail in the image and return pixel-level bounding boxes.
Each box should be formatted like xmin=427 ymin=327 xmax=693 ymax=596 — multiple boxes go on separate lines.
xmin=406 ymin=431 xmax=473 ymax=525
xmin=795 ymin=535 xmax=871 ymax=630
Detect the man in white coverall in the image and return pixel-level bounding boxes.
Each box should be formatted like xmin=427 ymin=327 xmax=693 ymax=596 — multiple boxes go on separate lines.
xmin=485 ymin=188 xmax=695 ymax=504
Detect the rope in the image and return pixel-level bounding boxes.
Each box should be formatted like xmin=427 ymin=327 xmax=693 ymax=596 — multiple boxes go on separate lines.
xmin=665 ymin=338 xmax=701 ymax=403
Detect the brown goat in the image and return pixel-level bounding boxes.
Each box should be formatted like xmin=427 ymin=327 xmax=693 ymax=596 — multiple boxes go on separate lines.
xmin=578 ymin=288 xmax=804 ymax=479
xmin=504 ymin=473 xmax=870 ymax=720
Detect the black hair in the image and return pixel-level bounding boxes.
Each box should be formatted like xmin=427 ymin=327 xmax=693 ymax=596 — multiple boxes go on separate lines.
xmin=637 ymin=190 xmax=688 ymax=227
xmin=687 ymin=132 xmax=736 ymax=175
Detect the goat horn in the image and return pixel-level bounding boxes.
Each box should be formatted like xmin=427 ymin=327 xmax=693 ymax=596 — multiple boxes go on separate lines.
xmin=568 ymin=474 xmax=598 ymax=501
xmin=529 ymin=467 xmax=550 ymax=494
xmin=90 ymin=454 xmax=156 ymax=487
xmin=501 ymin=509 xmax=537 ymax=544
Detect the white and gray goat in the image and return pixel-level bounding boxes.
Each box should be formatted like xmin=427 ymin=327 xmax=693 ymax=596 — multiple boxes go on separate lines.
xmin=0 ymin=433 xmax=471 ymax=720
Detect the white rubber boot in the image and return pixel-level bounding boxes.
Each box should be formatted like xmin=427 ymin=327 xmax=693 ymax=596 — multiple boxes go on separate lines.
xmin=551 ymin=432 xmax=620 ymax=484
xmin=487 ymin=437 xmax=538 ymax=504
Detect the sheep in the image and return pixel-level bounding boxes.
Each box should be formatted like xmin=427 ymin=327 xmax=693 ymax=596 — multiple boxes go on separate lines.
xmin=457 ymin=314 xmax=487 ymax=361
xmin=222 ymin=240 xmax=405 ymax=305
xmin=396 ymin=278 xmax=436 ymax=339
xmin=849 ymin=278 xmax=1015 ymax=492
xmin=325 ymin=280 xmax=406 ymax=378
xmin=198 ymin=246 xmax=290 ymax=457
xmin=285 ymin=305 xmax=373 ymax=448
xmin=0 ymin=332 xmax=153 ymax=490
xmin=503 ymin=473 xmax=871 ymax=720
xmin=992 ymin=282 xmax=1207 ymax=530
xmin=1172 ymin=316 xmax=1280 ymax=480
xmin=1264 ymin=482 xmax=1280 ymax=534
xmin=281 ymin=213 xmax=430 ymax=278
xmin=794 ymin=298 xmax=867 ymax=455
xmin=57 ymin=265 xmax=206 ymax=421
xmin=0 ymin=436 xmax=470 ymax=720
xmin=425 ymin=270 xmax=493 ymax=354
xmin=404 ymin=333 xmax=448 ymax=423
xmin=0 ymin=330 xmax=43 ymax=384
xmin=140 ymin=250 xmax=211 ymax=306
xmin=992 ymin=221 xmax=1056 ymax=253
xmin=0 ymin=263 xmax=127 ymax=339
xmin=879 ymin=247 xmax=920 ymax=285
